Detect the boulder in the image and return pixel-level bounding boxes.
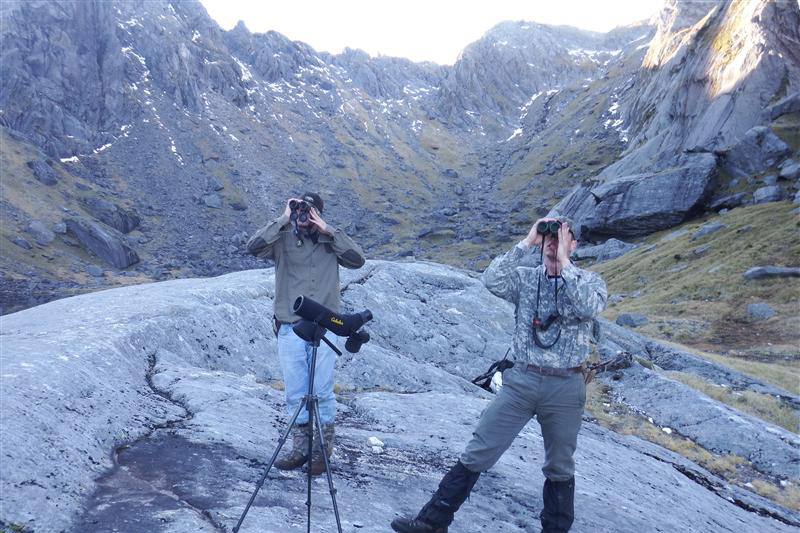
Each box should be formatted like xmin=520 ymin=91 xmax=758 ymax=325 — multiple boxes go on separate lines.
xmin=554 ymin=153 xmax=717 ymax=240
xmin=25 ymin=220 xmax=55 ymax=246
xmin=573 ymin=238 xmax=637 ymax=263
xmin=709 ymin=192 xmax=746 ymax=211
xmin=65 ymin=217 xmax=139 ymax=269
xmin=718 ymin=126 xmax=791 ymax=178
xmin=86 ymin=265 xmax=105 ymax=278
xmin=206 ymin=176 xmax=224 ymax=191
xmin=744 ymin=266 xmax=800 ymax=279
xmin=779 ymin=160 xmax=800 ymax=181
xmin=691 ymin=221 xmax=726 ymax=240
xmin=418 ymin=227 xmax=457 ymax=240
xmin=763 ymin=91 xmax=800 ymax=120
xmin=753 ymin=185 xmax=782 ymax=204
xmin=26 ymin=160 xmax=59 ymax=185
xmin=80 ymin=197 xmax=140 ymax=234
xmin=616 ymin=313 xmax=648 ymax=328
xmin=11 ymin=236 xmax=32 ymax=250
xmin=746 ymin=302 xmax=775 ymax=321
xmin=202 ymin=193 xmax=223 ymax=209
xmin=442 ymin=168 xmax=459 ymax=179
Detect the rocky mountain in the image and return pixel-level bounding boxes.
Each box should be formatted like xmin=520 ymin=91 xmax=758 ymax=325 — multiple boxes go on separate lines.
xmin=1 ymin=0 xmax=798 ymax=313
xmin=2 ymin=261 xmax=798 ymax=532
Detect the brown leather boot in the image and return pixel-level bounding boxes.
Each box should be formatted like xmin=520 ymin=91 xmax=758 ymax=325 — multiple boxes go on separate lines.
xmin=275 ymin=423 xmax=310 ymax=470
xmin=309 ymin=423 xmax=335 ymax=476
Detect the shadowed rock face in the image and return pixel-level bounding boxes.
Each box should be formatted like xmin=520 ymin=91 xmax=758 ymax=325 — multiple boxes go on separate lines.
xmin=65 ymin=217 xmax=139 ymax=268
xmin=552 ymin=153 xmax=718 ymax=240
xmin=1 ymin=261 xmax=797 ymax=533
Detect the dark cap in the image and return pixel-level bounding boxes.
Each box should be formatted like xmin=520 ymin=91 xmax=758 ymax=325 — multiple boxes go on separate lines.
xmin=300 ymin=192 xmax=323 ymax=213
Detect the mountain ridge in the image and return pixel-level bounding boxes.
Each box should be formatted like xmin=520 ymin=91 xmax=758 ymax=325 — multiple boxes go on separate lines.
xmin=0 ymin=0 xmax=798 ymax=313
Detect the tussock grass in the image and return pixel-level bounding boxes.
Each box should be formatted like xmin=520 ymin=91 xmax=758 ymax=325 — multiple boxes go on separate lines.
xmin=665 ymin=370 xmax=799 ymax=432
xmin=585 ymin=381 xmax=746 ymax=478
xmin=751 ymin=479 xmax=800 ymax=512
xmin=585 ymin=380 xmax=799 ymax=511
xmin=657 ymin=339 xmax=800 ymax=396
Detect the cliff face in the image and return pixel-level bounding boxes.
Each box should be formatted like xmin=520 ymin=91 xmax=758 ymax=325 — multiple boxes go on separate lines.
xmin=551 ymin=0 xmax=800 ymax=241
xmin=0 ymin=0 xmax=798 ymax=312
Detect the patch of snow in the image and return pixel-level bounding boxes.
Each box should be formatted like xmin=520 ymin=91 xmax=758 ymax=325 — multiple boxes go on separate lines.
xmin=93 ymin=143 xmax=112 ymax=154
xmin=505 ymin=128 xmax=523 ymax=142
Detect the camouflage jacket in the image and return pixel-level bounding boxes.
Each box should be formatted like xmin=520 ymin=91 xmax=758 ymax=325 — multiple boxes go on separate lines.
xmin=482 ymin=241 xmax=608 ymax=368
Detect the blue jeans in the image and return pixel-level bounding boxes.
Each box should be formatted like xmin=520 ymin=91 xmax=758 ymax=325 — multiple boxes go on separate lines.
xmin=276 ymin=324 xmax=338 ymax=425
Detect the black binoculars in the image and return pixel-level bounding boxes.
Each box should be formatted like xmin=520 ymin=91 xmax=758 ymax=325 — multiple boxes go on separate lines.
xmin=537 ymin=220 xmax=562 ymax=236
xmin=289 ymin=200 xmax=312 ymax=223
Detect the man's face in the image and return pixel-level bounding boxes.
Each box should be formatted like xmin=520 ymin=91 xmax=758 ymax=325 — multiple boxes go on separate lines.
xmin=543 ymin=224 xmax=576 ymax=260
xmin=543 ymin=233 xmax=560 ymax=259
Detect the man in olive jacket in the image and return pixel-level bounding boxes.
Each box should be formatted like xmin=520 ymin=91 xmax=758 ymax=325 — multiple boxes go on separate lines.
xmin=247 ymin=192 xmax=365 ymax=475
xmin=391 ymin=216 xmax=607 ymax=533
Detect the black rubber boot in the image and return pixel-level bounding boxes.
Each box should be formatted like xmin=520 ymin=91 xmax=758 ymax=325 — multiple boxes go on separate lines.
xmin=390 ymin=517 xmax=448 ymax=533
xmin=391 ymin=461 xmax=480 ymax=533
xmin=540 ymin=477 xmax=575 ymax=533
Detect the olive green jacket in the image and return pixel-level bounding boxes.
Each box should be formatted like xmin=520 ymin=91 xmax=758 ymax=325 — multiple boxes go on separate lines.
xmin=247 ymin=214 xmax=365 ymax=322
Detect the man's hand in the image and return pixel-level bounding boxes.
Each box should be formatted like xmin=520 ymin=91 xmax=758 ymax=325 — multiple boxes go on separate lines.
xmin=309 ymin=208 xmax=331 ymax=235
xmin=556 ymin=222 xmax=573 ymax=270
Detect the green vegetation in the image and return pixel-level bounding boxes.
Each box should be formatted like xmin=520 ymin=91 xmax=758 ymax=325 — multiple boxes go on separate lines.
xmin=583 ymin=203 xmax=799 ymax=511
xmin=594 ymin=202 xmax=800 ymax=363
xmin=771 ymin=112 xmax=800 ymax=152
xmin=751 ymin=479 xmax=800 ymax=512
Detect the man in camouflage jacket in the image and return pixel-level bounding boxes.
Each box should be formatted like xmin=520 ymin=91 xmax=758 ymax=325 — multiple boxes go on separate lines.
xmin=391 ymin=216 xmax=607 ymax=533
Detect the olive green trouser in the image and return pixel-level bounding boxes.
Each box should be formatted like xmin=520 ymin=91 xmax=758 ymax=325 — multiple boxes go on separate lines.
xmin=460 ymin=366 xmax=586 ymax=481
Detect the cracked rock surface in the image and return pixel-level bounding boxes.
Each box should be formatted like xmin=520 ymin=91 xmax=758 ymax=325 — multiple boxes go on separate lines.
xmin=1 ymin=260 xmax=797 ymax=532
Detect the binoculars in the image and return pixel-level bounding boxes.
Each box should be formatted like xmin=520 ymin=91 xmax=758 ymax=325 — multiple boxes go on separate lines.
xmin=537 ymin=220 xmax=562 ymax=236
xmin=289 ymin=199 xmax=312 ymax=223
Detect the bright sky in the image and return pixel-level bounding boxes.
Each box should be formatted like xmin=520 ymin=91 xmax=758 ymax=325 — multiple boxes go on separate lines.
xmin=199 ymin=0 xmax=664 ymax=65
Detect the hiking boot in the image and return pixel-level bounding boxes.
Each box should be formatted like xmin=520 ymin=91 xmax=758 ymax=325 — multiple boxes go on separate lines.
xmin=274 ymin=423 xmax=310 ymax=470
xmin=390 ymin=516 xmax=448 ymax=533
xmin=308 ymin=422 xmax=335 ymax=476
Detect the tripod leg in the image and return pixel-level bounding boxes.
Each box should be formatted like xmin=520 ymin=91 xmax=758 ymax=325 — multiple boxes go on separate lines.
xmin=306 ymin=395 xmax=315 ymax=533
xmin=312 ymin=399 xmax=344 ymax=533
xmin=232 ymin=397 xmax=307 ymax=533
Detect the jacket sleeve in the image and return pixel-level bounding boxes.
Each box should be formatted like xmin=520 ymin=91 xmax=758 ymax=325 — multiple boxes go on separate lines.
xmin=246 ymin=214 xmax=289 ymax=260
xmin=327 ymin=226 xmax=366 ymax=269
xmin=558 ymin=264 xmax=608 ymax=320
xmin=481 ymin=241 xmax=529 ymax=304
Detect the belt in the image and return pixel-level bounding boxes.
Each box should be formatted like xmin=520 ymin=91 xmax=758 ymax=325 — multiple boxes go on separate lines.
xmin=526 ymin=364 xmax=583 ymax=377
